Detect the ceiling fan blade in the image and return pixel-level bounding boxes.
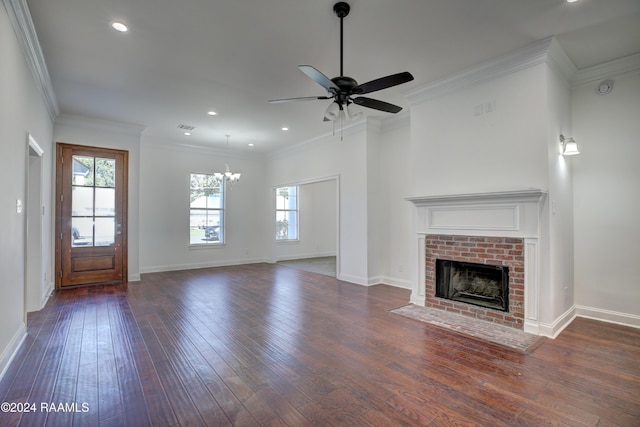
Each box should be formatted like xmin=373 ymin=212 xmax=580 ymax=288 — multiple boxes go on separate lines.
xmin=352 ymin=71 xmax=414 ymax=95
xmin=353 ymin=96 xmax=403 ymax=113
xmin=268 ymin=96 xmax=332 ymax=104
xmin=298 ymin=65 xmax=340 ymax=92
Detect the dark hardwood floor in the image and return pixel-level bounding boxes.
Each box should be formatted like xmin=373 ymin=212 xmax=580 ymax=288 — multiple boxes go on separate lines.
xmin=1 ymin=263 xmax=638 ymax=426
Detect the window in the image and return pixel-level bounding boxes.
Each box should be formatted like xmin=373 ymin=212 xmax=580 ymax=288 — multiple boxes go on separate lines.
xmin=71 ymin=155 xmax=116 ymax=247
xmin=190 ymin=173 xmax=224 ymax=245
xmin=275 ymin=186 xmax=298 ymax=240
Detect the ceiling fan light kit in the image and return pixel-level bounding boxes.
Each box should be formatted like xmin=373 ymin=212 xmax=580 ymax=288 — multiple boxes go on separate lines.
xmin=269 ymin=2 xmax=414 ymax=126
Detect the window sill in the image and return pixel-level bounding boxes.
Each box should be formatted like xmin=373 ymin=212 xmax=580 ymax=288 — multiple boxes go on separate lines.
xmin=276 ymin=239 xmax=299 ymax=244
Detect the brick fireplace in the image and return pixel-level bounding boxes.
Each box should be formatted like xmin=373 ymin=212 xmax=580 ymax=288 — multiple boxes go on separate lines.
xmin=425 ymin=235 xmax=525 ymax=329
xmin=407 ymin=189 xmax=547 ymax=335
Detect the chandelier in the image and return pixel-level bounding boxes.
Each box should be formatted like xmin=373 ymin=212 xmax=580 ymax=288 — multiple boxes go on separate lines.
xmin=214 ymin=134 xmax=241 ymax=184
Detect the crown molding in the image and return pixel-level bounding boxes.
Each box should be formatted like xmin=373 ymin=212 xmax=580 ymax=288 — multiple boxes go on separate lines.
xmin=547 ymin=38 xmax=578 ymax=83
xmin=2 ymin=0 xmax=58 ymax=121
xmin=56 ymin=114 xmax=146 ymax=137
xmin=572 ymin=53 xmax=640 ymax=87
xmin=268 ymin=117 xmax=367 ymax=158
xmin=141 ymin=136 xmax=264 ymax=160
xmin=406 ymin=37 xmax=563 ymax=105
xmin=380 ymin=110 xmax=410 ymax=133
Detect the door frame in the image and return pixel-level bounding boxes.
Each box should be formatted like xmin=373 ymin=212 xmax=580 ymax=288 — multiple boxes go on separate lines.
xmin=25 ymin=133 xmax=45 ymax=315
xmin=54 ymin=143 xmax=129 ymax=288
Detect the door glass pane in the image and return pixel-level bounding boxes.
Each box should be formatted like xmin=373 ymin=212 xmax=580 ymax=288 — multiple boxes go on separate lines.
xmin=72 ymin=156 xmax=94 ymax=186
xmin=95 ymin=218 xmax=115 ymax=246
xmin=95 ymin=158 xmax=116 ymax=188
xmin=72 ymin=187 xmax=94 ymax=216
xmin=95 ymin=188 xmax=115 ymax=216
xmin=72 ymin=218 xmax=93 ymax=247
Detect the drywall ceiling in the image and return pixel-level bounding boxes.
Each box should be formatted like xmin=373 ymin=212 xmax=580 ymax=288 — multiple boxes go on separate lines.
xmin=24 ymin=0 xmax=640 ymax=152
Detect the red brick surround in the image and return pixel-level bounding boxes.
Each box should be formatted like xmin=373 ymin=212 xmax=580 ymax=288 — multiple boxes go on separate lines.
xmin=425 ymin=235 xmax=524 ymax=329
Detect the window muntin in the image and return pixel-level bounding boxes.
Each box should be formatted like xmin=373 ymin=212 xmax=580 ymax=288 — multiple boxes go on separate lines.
xmin=190 ymin=173 xmax=224 ymax=245
xmin=275 ymin=186 xmax=298 ymax=240
xmin=71 ymin=155 xmax=116 ymax=247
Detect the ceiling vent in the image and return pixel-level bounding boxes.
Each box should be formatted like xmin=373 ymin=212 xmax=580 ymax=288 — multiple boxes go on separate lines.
xmin=177 ymin=124 xmax=196 ymax=131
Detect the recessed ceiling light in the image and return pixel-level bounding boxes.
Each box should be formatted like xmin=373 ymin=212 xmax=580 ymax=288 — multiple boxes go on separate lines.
xmin=566 ymin=0 xmax=579 ymax=3
xmin=282 ymin=127 xmax=289 ymax=131
xmin=111 ymin=21 xmax=128 ymax=32
xmin=184 ymin=132 xmax=191 ymax=136
xmin=248 ymin=143 xmax=254 ymax=147
xmin=207 ymin=111 xmax=217 ymax=116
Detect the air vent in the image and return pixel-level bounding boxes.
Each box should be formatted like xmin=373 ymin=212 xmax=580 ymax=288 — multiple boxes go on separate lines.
xmin=177 ymin=124 xmax=196 ymax=131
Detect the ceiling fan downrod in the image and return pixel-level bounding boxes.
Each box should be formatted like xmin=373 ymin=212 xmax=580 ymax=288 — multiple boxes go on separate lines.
xmin=333 ymin=2 xmax=350 ymax=77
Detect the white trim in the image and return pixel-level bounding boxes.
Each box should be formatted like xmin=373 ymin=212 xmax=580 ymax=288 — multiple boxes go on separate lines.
xmin=128 ymin=274 xmax=141 ymax=282
xmin=139 ymin=257 xmax=269 ymax=275
xmin=28 ymin=133 xmax=44 ymax=156
xmin=336 ymin=272 xmax=370 ymax=286
xmin=524 ymin=238 xmax=539 ymax=324
xmin=40 ymin=281 xmax=54 ymax=310
xmin=0 ymin=323 xmax=27 ymax=382
xmin=572 ymin=53 xmax=640 ymax=87
xmin=536 ymin=306 xmax=577 ymax=338
xmin=276 ymin=251 xmax=336 ymax=262
xmin=56 ymin=114 xmax=145 ymax=137
xmin=406 ymin=189 xmax=547 ymax=207
xmin=380 ymin=111 xmax=410 ymax=134
xmin=268 ymin=119 xmax=367 ymax=158
xmin=406 ymin=37 xmax=556 ymax=105
xmin=575 ymin=305 xmax=640 ymax=329
xmin=380 ymin=276 xmax=412 ymax=290
xmin=2 ymin=0 xmax=58 ymax=120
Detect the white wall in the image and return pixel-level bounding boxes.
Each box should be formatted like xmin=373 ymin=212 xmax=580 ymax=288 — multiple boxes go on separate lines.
xmin=408 ymin=65 xmax=549 ymax=197
xmin=573 ymin=72 xmax=640 ymax=324
xmin=379 ymin=116 xmax=413 ymax=289
xmin=139 ymin=140 xmax=268 ymax=272
xmin=53 ymin=115 xmax=144 ymax=280
xmin=543 ymin=59 xmax=576 ymax=325
xmin=275 ymin=179 xmax=337 ymax=261
xmin=0 ymin=4 xmax=54 ymax=377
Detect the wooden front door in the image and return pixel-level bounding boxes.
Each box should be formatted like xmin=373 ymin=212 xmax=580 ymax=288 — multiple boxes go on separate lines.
xmin=55 ymin=143 xmax=128 ymax=287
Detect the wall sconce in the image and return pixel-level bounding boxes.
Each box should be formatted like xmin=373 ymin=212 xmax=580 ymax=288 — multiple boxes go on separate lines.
xmin=559 ymin=134 xmax=580 ymax=156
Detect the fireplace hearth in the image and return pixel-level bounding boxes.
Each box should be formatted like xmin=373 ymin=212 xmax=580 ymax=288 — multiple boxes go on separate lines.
xmin=436 ymin=259 xmax=509 ymax=312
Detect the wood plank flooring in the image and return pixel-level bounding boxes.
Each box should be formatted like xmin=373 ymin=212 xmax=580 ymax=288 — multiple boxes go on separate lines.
xmin=1 ymin=263 xmax=638 ymax=426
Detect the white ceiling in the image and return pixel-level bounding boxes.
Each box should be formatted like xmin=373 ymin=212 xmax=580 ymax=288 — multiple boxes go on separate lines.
xmin=25 ymin=0 xmax=640 ymax=153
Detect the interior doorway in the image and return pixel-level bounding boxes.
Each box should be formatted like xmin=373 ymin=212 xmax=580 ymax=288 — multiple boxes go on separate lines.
xmin=55 ymin=143 xmax=129 ymax=287
xmin=25 ymin=134 xmax=45 ymax=314
xmin=274 ymin=176 xmax=339 ymax=277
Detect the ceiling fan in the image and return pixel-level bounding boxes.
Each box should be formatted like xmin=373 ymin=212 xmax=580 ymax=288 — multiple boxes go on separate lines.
xmin=269 ymin=2 xmax=414 ymax=121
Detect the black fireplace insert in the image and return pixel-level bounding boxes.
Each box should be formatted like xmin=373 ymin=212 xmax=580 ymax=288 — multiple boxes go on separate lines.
xmin=435 ymin=259 xmax=509 ymax=311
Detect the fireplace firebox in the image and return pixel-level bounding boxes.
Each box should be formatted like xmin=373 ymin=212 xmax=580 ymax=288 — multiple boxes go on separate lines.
xmin=435 ymin=259 xmax=509 ymax=312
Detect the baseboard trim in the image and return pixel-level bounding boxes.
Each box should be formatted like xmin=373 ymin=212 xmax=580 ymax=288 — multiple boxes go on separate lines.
xmin=40 ymin=281 xmax=54 ymax=310
xmin=275 ymin=252 xmax=337 ymax=262
xmin=380 ymin=276 xmax=412 ymax=290
xmin=0 ymin=323 xmax=27 ymax=382
xmin=337 ymin=273 xmax=369 ymax=286
xmin=139 ymin=257 xmax=269 ymax=275
xmin=537 ymin=306 xmax=577 ymax=338
xmin=575 ymin=305 xmax=640 ymax=329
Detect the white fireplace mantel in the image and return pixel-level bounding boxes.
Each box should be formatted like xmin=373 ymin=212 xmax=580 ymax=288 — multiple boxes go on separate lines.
xmin=406 ymin=189 xmax=547 ymax=238
xmin=406 ymin=189 xmax=548 ymax=335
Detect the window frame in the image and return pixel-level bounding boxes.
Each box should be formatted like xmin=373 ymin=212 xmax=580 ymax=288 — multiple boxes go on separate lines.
xmin=275 ymin=185 xmax=299 ymax=242
xmin=189 ymin=172 xmax=225 ymax=247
